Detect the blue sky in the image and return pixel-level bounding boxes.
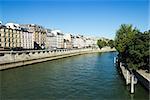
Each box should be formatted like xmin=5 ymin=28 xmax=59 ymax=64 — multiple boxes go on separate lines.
xmin=0 ymin=0 xmax=149 ymax=39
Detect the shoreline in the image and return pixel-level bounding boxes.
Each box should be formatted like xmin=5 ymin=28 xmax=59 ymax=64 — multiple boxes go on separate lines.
xmin=0 ymin=47 xmax=116 ymax=71
xmin=116 ymin=59 xmax=150 ymax=92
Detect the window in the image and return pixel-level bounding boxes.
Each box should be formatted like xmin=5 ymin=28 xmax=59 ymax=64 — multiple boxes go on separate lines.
xmin=0 ymin=28 xmax=4 ymax=32
xmin=6 ymin=29 xmax=8 ymax=32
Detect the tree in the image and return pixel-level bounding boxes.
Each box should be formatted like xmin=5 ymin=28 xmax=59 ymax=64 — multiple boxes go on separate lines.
xmin=108 ymin=40 xmax=114 ymax=48
xmin=127 ymin=31 xmax=150 ymax=70
xmin=114 ymin=24 xmax=149 ymax=71
xmin=97 ymin=39 xmax=107 ymax=49
xmin=114 ymin=24 xmax=139 ymax=63
xmin=115 ymin=24 xmax=138 ymax=54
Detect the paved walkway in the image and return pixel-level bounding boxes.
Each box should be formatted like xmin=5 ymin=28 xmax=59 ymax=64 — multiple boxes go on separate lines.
xmin=137 ymin=70 xmax=150 ymax=82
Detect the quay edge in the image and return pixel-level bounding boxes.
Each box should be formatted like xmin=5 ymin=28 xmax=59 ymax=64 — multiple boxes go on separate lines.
xmin=0 ymin=47 xmax=116 ymax=70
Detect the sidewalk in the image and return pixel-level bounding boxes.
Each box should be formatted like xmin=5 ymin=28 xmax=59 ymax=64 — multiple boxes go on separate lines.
xmin=137 ymin=70 xmax=150 ymax=82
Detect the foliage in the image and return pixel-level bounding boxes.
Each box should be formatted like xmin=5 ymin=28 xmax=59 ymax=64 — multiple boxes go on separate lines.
xmin=115 ymin=24 xmax=138 ymax=53
xmin=108 ymin=40 xmax=115 ymax=48
xmin=97 ymin=39 xmax=107 ymax=49
xmin=115 ymin=24 xmax=150 ymax=71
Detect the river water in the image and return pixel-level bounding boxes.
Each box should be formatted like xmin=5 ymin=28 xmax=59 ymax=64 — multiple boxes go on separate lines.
xmin=0 ymin=52 xmax=149 ymax=100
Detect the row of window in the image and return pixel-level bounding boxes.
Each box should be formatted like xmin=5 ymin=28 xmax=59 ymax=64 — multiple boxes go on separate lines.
xmin=0 ymin=28 xmax=30 ymax=33
xmin=0 ymin=38 xmax=21 ymax=42
xmin=0 ymin=33 xmax=20 ymax=37
xmin=0 ymin=44 xmax=33 ymax=48
xmin=0 ymin=43 xmax=21 ymax=47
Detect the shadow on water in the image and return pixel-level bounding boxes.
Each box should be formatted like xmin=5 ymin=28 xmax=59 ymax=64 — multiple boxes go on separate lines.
xmin=0 ymin=52 xmax=149 ymax=100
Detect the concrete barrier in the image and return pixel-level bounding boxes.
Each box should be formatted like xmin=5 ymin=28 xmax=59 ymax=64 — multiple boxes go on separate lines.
xmin=0 ymin=47 xmax=116 ymax=70
xmin=133 ymin=70 xmax=150 ymax=90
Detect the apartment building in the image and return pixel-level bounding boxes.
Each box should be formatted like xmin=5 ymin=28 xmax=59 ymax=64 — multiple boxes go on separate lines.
xmin=5 ymin=23 xmax=21 ymax=48
xmin=0 ymin=23 xmax=34 ymax=50
xmin=20 ymin=28 xmax=34 ymax=49
xmin=51 ymin=30 xmax=64 ymax=49
xmin=21 ymin=24 xmax=46 ymax=49
xmin=0 ymin=24 xmax=21 ymax=50
xmin=72 ymin=35 xmax=85 ymax=48
xmin=84 ymin=37 xmax=93 ymax=47
xmin=45 ymin=29 xmax=57 ymax=49
xmin=63 ymin=34 xmax=73 ymax=49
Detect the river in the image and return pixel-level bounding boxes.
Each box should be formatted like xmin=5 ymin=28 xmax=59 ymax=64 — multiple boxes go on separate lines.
xmin=0 ymin=52 xmax=149 ymax=100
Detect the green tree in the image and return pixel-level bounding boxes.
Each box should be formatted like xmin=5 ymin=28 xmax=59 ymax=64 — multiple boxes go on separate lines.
xmin=115 ymin=24 xmax=139 ymax=63
xmin=127 ymin=31 xmax=150 ymax=70
xmin=115 ymin=24 xmax=138 ymax=53
xmin=108 ymin=40 xmax=114 ymax=48
xmin=115 ymin=24 xmax=149 ymax=71
xmin=97 ymin=39 xmax=107 ymax=49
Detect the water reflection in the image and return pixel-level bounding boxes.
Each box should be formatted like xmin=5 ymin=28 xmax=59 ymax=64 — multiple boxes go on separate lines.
xmin=1 ymin=52 xmax=148 ymax=100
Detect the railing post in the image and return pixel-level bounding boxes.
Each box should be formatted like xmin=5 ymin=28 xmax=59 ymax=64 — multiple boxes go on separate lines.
xmin=126 ymin=70 xmax=129 ymax=85
xmin=131 ymin=74 xmax=134 ymax=94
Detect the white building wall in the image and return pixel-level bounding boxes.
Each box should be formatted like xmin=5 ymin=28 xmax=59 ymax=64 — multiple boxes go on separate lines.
xmin=20 ymin=31 xmax=33 ymax=49
xmin=64 ymin=34 xmax=73 ymax=49
xmin=51 ymin=30 xmax=64 ymax=49
xmin=51 ymin=36 xmax=57 ymax=48
xmin=46 ymin=35 xmax=57 ymax=49
xmin=57 ymin=34 xmax=64 ymax=48
xmin=72 ymin=37 xmax=78 ymax=48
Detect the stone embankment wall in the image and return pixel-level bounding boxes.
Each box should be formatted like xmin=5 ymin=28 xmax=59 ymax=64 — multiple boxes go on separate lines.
xmin=0 ymin=47 xmax=116 ymax=70
xmin=117 ymin=60 xmax=149 ymax=91
xmin=133 ymin=70 xmax=150 ymax=90
xmin=118 ymin=62 xmax=131 ymax=85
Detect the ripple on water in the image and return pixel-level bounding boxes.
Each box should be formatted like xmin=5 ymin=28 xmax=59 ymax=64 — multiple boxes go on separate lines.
xmin=1 ymin=52 xmax=149 ymax=100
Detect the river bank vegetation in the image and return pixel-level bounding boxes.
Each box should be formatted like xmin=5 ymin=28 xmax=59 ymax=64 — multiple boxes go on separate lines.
xmin=114 ymin=24 xmax=149 ymax=72
xmin=97 ymin=38 xmax=115 ymax=49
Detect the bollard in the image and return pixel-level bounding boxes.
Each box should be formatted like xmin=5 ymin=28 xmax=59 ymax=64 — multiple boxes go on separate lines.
xmin=126 ymin=70 xmax=129 ymax=85
xmin=131 ymin=74 xmax=134 ymax=94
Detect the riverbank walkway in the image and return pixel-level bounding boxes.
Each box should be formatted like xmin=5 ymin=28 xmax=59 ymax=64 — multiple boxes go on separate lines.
xmin=0 ymin=47 xmax=116 ymax=70
xmin=137 ymin=70 xmax=150 ymax=82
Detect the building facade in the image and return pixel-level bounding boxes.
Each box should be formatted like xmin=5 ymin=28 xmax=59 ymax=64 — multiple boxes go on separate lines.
xmin=0 ymin=24 xmax=21 ymax=50
xmin=45 ymin=29 xmax=57 ymax=49
xmin=51 ymin=30 xmax=64 ymax=49
xmin=0 ymin=23 xmax=34 ymax=50
xmin=21 ymin=24 xmax=46 ymax=49
xmin=20 ymin=28 xmax=34 ymax=49
xmin=63 ymin=34 xmax=73 ymax=49
xmin=0 ymin=21 xmax=99 ymax=50
xmin=72 ymin=35 xmax=85 ymax=48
